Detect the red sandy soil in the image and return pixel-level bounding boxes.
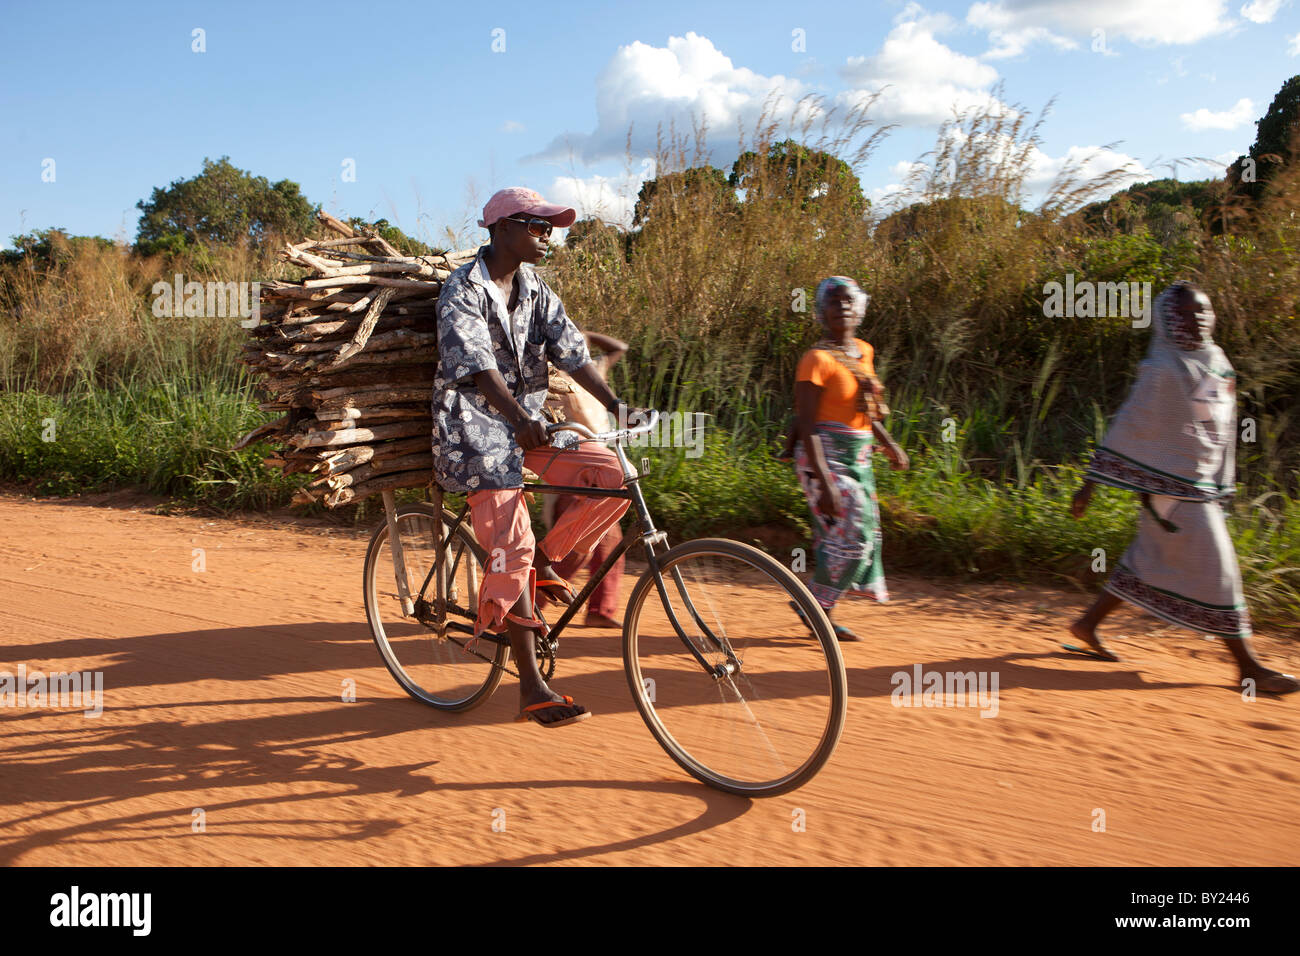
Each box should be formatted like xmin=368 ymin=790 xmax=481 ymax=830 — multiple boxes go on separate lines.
xmin=1 ymin=490 xmax=1296 ymax=866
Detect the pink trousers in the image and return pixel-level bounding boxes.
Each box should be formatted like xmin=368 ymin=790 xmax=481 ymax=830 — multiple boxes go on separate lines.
xmin=467 ymin=444 xmax=631 ymax=635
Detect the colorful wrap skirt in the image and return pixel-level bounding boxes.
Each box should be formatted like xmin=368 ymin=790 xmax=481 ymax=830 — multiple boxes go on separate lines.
xmin=1105 ymin=495 xmax=1251 ymax=638
xmin=794 ymin=421 xmax=888 ymax=610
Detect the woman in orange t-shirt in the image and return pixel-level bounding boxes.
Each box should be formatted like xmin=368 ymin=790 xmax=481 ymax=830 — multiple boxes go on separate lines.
xmin=789 ymin=276 xmax=908 ymax=641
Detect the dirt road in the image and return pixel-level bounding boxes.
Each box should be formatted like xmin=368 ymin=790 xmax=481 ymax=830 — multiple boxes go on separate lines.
xmin=1 ymin=491 xmax=1296 ymax=866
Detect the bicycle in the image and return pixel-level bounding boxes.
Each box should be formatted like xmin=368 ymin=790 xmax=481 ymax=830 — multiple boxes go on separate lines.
xmin=362 ymin=410 xmax=848 ymax=797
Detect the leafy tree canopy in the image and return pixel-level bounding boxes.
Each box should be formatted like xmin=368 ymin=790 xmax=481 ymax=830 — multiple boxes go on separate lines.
xmin=1 ymin=228 xmax=116 ymax=269
xmin=1076 ymin=178 xmax=1221 ymax=240
xmin=135 ymin=156 xmax=318 ymax=254
xmin=1227 ymin=74 xmax=1300 ymax=200
xmin=632 ymin=166 xmax=736 ymax=227
xmin=728 ymin=139 xmax=866 ymax=215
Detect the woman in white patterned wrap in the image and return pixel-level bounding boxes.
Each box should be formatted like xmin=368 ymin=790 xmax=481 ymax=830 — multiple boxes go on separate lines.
xmin=1067 ymin=280 xmax=1298 ymax=695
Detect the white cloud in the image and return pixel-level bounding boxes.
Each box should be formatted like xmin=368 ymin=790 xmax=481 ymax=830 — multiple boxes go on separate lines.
xmin=1025 ymin=144 xmax=1149 ymax=191
xmin=500 ymin=120 xmax=525 ymax=133
xmin=547 ymin=173 xmax=642 ymax=228
xmin=869 ymin=182 xmax=912 ymax=215
xmin=1241 ymin=0 xmax=1284 ymax=23
xmin=1180 ymin=97 xmax=1255 ymax=131
xmin=967 ymin=0 xmax=1234 ymax=47
xmin=1288 ymin=32 xmax=1300 ymax=54
xmin=981 ymin=25 xmax=1078 ymax=58
xmin=839 ymin=6 xmax=1012 ymax=126
xmin=528 ymin=32 xmax=812 ymax=166
xmin=1184 ymin=149 xmax=1246 ymax=176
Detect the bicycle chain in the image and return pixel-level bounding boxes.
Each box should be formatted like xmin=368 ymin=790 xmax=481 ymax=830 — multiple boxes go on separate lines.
xmin=433 ymin=614 xmax=556 ymax=682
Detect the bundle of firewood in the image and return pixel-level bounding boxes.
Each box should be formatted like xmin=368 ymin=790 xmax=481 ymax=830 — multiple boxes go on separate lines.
xmin=234 ymin=212 xmax=474 ymax=507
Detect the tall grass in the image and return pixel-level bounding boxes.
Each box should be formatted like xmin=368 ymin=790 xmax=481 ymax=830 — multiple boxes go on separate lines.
xmin=549 ymin=97 xmax=1300 ymax=488
xmin=1 ymin=97 xmax=1298 ymax=625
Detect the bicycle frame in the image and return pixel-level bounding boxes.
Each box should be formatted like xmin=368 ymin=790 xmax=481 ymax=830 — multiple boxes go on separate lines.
xmin=380 ymin=416 xmax=741 ymax=679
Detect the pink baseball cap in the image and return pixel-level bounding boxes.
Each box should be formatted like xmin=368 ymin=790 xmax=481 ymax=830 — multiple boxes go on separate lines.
xmin=478 ymin=186 xmax=577 ymax=229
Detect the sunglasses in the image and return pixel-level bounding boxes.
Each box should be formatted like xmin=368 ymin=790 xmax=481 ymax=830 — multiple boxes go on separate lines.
xmin=502 ymin=216 xmax=554 ymax=238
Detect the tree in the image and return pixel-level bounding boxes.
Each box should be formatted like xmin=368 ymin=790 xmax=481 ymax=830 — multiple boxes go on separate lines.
xmin=1076 ymin=178 xmax=1222 ymax=243
xmin=1 ymin=228 xmax=115 ymax=269
xmin=632 ymin=166 xmax=736 ymax=227
xmin=135 ymin=156 xmax=318 ymax=254
xmin=728 ymin=139 xmax=866 ymax=216
xmin=1227 ymin=75 xmax=1300 ymax=202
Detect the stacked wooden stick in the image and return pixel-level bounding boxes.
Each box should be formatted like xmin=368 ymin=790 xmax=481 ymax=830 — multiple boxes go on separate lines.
xmin=235 ymin=212 xmax=476 ymax=507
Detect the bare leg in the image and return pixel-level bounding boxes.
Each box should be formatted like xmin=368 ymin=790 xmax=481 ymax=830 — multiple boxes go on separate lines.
xmin=504 ymin=589 xmax=588 ymax=723
xmin=1067 ymin=590 xmax=1123 ymax=661
xmin=1222 ymin=637 xmax=1300 ymax=694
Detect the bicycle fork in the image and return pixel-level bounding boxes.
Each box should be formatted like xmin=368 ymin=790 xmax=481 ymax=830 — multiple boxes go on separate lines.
xmin=613 ymin=449 xmax=742 ymax=682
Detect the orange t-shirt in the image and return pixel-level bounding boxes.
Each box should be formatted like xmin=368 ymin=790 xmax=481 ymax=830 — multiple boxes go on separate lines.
xmin=795 ymin=339 xmax=876 ymax=430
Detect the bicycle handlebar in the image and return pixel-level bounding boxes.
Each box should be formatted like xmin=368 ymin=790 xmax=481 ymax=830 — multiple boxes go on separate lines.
xmin=545 ymin=408 xmax=660 ymax=445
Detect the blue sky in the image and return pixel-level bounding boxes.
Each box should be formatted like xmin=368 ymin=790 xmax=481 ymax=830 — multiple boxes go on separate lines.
xmin=3 ymin=0 xmax=1298 ymax=250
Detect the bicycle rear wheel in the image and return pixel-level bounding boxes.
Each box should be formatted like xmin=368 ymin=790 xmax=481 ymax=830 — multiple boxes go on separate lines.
xmin=623 ymin=538 xmax=847 ymax=797
xmin=363 ymin=502 xmax=507 ymax=711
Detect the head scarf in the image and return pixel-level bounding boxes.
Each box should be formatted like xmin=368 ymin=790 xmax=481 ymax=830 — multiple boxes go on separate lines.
xmin=1086 ymin=282 xmax=1237 ymax=500
xmin=811 ymin=275 xmax=887 ymax=421
xmin=815 ymin=276 xmax=869 ymax=322
xmin=1160 ymin=280 xmax=1216 ymax=352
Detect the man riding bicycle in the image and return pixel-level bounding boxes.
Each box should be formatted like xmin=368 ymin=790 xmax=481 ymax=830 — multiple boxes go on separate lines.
xmin=432 ymin=186 xmax=641 ymax=728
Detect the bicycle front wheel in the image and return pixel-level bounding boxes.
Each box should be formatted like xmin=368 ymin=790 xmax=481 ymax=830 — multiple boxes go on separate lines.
xmin=623 ymin=538 xmax=847 ymax=797
xmin=363 ymin=502 xmax=507 ymax=711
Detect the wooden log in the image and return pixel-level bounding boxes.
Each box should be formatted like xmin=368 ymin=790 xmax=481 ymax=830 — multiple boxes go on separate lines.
xmin=291 ymin=366 xmax=435 ymax=390
xmin=363 ymin=232 xmax=403 ymax=257
xmin=319 ymin=211 xmax=356 ymax=238
xmin=325 ymin=469 xmax=430 ymax=507
xmin=314 ymin=386 xmax=434 ymax=407
xmin=319 ymin=453 xmax=434 ymax=491
xmin=367 ymin=436 xmax=435 ymax=460
xmin=290 ymin=421 xmax=430 ymax=449
xmin=313 ymin=445 xmax=376 ymax=474
xmin=285 ymin=250 xmax=440 ymax=279
xmin=326 ymin=288 xmax=397 ymax=367
xmin=315 ymin=404 xmax=428 ymax=422
xmin=314 ymin=346 xmax=437 ymax=374
xmin=268 ymin=313 xmax=422 ymax=344
xmin=310 ymin=436 xmax=430 ymax=475
xmin=232 ymin=415 xmax=288 ymax=451
xmin=308 ymin=355 xmax=436 ymax=378
xmin=313 ymin=413 xmax=429 ymax=430
xmin=300 ymin=274 xmax=440 ymax=292
xmin=310 ymin=235 xmax=374 ymax=249
xmin=271 ymin=346 xmax=435 ymax=376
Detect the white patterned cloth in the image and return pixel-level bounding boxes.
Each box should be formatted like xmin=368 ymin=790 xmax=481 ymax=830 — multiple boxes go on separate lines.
xmin=432 ymin=246 xmax=591 ymax=492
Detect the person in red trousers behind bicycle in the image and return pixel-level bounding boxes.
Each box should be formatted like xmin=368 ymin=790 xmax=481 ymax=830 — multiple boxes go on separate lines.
xmin=544 ymin=329 xmax=630 ymax=630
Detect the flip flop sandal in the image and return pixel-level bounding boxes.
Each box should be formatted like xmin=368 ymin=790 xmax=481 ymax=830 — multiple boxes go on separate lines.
xmin=1252 ymin=673 xmax=1300 ymax=695
xmin=479 ymin=612 xmax=550 ymax=640
xmin=534 ymin=575 xmax=576 ymax=608
xmin=790 ymin=601 xmax=851 ymax=641
xmin=833 ymin=624 xmax=861 ymax=642
xmin=1061 ymin=642 xmax=1121 ymax=662
xmin=516 ymin=694 xmax=591 ymax=728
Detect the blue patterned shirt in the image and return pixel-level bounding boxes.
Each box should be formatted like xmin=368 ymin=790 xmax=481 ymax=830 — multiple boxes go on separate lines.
xmin=431 ymin=246 xmax=591 ymax=492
